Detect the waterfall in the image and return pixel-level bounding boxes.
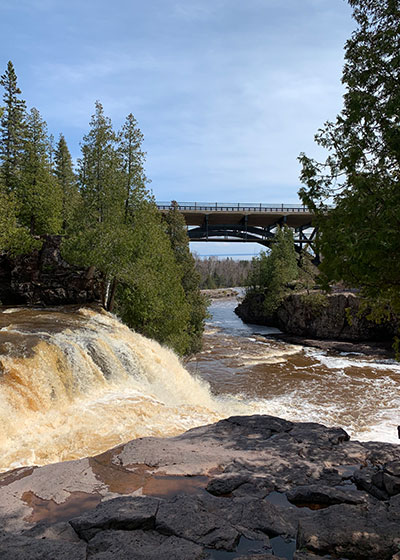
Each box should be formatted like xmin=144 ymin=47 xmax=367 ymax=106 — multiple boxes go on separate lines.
xmin=0 ymin=307 xmax=228 ymax=472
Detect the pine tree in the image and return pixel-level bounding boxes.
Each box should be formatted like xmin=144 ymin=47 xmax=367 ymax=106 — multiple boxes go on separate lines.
xmin=19 ymin=107 xmax=62 ymax=235
xmin=116 ymin=201 xmax=192 ymax=355
xmin=54 ymin=134 xmax=79 ymax=230
xmin=245 ymin=226 xmax=298 ymax=316
xmin=78 ymin=100 xmax=123 ymax=224
xmin=298 ymin=249 xmax=318 ymax=294
xmin=63 ymin=101 xmax=126 ymax=308
xmin=0 ymin=61 xmax=26 ymax=191
xmin=63 ymin=103 xmax=202 ymax=354
xmin=118 ymin=113 xmax=149 ymax=219
xmin=163 ymin=201 xmax=208 ymax=354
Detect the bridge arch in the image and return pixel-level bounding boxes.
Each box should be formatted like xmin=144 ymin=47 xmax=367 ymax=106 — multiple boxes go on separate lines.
xmin=157 ymin=202 xmax=317 ymax=252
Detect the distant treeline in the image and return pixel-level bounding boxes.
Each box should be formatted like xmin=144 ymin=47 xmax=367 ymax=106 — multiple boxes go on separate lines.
xmin=0 ymin=61 xmax=207 ymax=355
xmin=195 ymin=256 xmax=252 ymax=289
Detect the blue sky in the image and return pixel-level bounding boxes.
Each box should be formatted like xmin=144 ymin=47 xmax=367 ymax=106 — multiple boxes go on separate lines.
xmin=0 ymin=0 xmax=354 ymax=257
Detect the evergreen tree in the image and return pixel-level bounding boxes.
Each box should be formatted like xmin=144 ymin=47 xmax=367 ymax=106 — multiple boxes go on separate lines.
xmin=78 ymin=100 xmax=123 ymax=225
xmin=246 ymin=226 xmax=298 ymax=316
xmin=63 ymin=101 xmax=126 ymax=308
xmin=62 ymin=102 xmax=204 ymax=354
xmin=0 ymin=61 xmax=26 ymax=191
xmin=19 ymin=107 xmax=62 ymax=234
xmin=0 ymin=187 xmax=38 ymax=255
xmin=54 ymin=133 xmax=79 ymax=230
xmin=299 ymin=0 xmax=400 ymax=317
xmin=298 ymin=249 xmax=318 ymax=294
xmin=116 ymin=201 xmax=192 ymax=355
xmin=118 ymin=113 xmax=148 ymax=219
xmin=163 ymin=202 xmax=208 ymax=354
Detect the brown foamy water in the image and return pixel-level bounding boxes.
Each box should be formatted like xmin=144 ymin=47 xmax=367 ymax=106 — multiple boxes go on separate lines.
xmin=0 ymin=299 xmax=399 ymax=473
xmin=187 ymin=298 xmax=400 ymax=444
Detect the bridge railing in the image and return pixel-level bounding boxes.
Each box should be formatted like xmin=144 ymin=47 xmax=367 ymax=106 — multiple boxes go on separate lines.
xmin=156 ymin=202 xmax=310 ymax=212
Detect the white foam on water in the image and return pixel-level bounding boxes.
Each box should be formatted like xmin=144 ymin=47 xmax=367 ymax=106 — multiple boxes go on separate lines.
xmin=0 ymin=308 xmax=254 ymax=471
xmin=1 ymin=305 xmax=400 ymax=472
xmin=304 ymin=347 xmax=400 ymax=373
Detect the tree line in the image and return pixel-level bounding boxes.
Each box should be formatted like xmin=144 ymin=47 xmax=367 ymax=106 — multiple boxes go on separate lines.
xmin=0 ymin=61 xmax=207 ymax=356
xmin=194 ymin=256 xmax=252 ymax=289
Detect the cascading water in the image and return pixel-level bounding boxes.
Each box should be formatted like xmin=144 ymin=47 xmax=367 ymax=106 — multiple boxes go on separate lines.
xmin=0 ymin=306 xmax=243 ymax=472
xmin=1 ymin=299 xmax=399 ymax=474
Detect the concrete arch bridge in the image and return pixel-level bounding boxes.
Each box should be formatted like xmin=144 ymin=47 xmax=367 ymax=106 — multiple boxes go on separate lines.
xmin=156 ymin=202 xmax=317 ymax=253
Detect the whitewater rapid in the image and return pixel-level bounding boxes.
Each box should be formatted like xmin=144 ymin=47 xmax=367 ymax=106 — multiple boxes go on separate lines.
xmin=1 ymin=301 xmax=399 ymax=473
xmin=0 ymin=307 xmax=248 ymax=472
xmin=188 ymin=298 xmax=400 ymax=446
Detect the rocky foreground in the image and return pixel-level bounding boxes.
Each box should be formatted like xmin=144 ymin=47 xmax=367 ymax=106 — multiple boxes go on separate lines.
xmin=1 ymin=415 xmax=400 ymax=559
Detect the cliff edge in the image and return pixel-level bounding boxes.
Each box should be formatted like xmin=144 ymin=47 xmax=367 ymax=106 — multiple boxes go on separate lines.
xmin=235 ymin=291 xmax=395 ymax=342
xmin=0 ymin=235 xmax=102 ymax=306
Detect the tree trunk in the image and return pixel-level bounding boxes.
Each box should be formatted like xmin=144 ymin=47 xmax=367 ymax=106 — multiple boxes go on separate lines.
xmin=107 ymin=277 xmax=118 ymax=312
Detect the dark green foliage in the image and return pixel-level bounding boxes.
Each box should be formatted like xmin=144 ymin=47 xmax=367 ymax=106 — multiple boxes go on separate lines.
xmin=19 ymin=108 xmax=62 ymax=234
xmin=0 ymin=187 xmax=39 ymax=254
xmin=0 ymin=63 xmax=206 ymax=355
xmin=163 ymin=202 xmax=208 ymax=354
xmin=116 ymin=201 xmax=192 ymax=356
xmin=246 ymin=226 xmax=299 ymax=315
xmin=63 ymin=101 xmax=141 ymax=305
xmin=54 ymin=134 xmax=79 ymax=230
xmin=78 ymin=100 xmax=123 ymax=226
xmin=298 ymin=250 xmax=319 ymax=293
xmin=0 ymin=61 xmax=26 ymax=192
xmin=118 ymin=113 xmax=149 ymax=218
xmin=298 ymin=0 xmax=400 ymax=319
xmin=63 ymin=104 xmax=202 ymax=355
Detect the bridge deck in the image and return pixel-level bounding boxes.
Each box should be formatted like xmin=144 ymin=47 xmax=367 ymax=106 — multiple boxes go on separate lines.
xmin=157 ymin=203 xmax=314 ymax=228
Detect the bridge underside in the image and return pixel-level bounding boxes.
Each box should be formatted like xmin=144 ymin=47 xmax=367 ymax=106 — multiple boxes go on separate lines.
xmin=156 ymin=203 xmax=318 ymax=253
xmin=188 ymin=223 xmax=317 ymax=253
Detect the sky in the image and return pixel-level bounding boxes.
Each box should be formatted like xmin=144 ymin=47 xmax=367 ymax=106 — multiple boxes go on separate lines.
xmin=0 ymin=0 xmax=354 ymax=258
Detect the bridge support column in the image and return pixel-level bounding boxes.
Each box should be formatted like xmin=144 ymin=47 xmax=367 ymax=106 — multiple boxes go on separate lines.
xmin=242 ymin=215 xmax=248 ymax=240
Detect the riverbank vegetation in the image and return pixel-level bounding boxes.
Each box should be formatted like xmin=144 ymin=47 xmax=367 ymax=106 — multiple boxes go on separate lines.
xmin=0 ymin=62 xmax=206 ymax=355
xmin=244 ymin=225 xmax=318 ymax=318
xmin=298 ymin=0 xmax=400 ymax=332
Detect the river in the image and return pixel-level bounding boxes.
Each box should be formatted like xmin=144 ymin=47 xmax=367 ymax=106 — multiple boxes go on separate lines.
xmin=0 ymin=300 xmax=399 ymax=472
xmin=187 ymin=295 xmax=400 ymax=444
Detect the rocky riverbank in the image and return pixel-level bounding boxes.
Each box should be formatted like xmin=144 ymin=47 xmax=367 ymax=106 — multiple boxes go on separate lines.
xmin=235 ymin=291 xmax=396 ymax=356
xmin=0 ymin=235 xmax=102 ymax=306
xmin=1 ymin=414 xmax=400 ymax=559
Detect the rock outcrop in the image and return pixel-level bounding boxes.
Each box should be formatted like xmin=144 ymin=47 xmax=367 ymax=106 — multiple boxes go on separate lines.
xmin=1 ymin=414 xmax=400 ymax=559
xmin=235 ymin=291 xmax=395 ymax=342
xmin=0 ymin=235 xmax=102 ymax=306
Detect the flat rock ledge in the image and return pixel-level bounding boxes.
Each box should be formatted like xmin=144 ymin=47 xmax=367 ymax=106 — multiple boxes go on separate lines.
xmin=1 ymin=415 xmax=400 ymax=559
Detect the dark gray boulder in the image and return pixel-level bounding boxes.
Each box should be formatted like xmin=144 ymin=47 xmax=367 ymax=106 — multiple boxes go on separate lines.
xmin=287 ymin=484 xmax=370 ymax=507
xmin=86 ymin=529 xmax=206 ymax=560
xmin=297 ymin=503 xmax=400 ymax=559
xmin=70 ymin=496 xmax=160 ymax=541
xmin=155 ymin=494 xmax=240 ymax=550
xmin=0 ymin=530 xmax=86 ymax=560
